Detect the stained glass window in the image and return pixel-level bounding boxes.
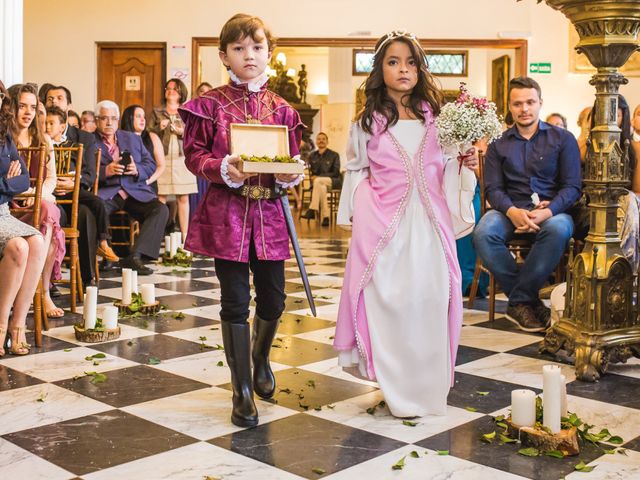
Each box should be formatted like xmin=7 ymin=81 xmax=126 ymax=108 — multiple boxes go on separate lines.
xmin=352 ymin=49 xmax=468 ymax=77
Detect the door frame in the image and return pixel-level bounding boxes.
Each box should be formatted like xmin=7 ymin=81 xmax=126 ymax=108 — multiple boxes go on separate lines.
xmin=96 ymin=41 xmax=167 ymax=107
xmin=191 ymin=36 xmax=528 ymax=95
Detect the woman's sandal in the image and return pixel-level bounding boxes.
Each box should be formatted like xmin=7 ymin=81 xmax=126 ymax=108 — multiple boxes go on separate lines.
xmin=0 ymin=327 xmax=6 ymax=357
xmin=8 ymin=327 xmax=31 ymax=355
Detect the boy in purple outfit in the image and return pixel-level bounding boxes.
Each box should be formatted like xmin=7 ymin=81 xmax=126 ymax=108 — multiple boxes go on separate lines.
xmin=179 ymin=14 xmax=304 ymax=427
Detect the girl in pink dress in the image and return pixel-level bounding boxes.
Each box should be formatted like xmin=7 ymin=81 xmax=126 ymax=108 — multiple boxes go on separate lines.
xmin=335 ymin=31 xmax=478 ymax=418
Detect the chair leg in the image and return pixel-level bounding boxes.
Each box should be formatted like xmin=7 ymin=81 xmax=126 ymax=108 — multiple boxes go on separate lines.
xmin=467 ymin=258 xmax=483 ymax=308
xmin=41 ymin=284 xmax=50 ymax=332
xmin=69 ymin=240 xmax=77 ymax=314
xmin=488 ymin=274 xmax=496 ymax=323
xmin=33 ymin=279 xmax=43 ymax=347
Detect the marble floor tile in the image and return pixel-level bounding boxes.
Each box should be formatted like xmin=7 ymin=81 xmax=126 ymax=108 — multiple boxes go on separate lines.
xmin=461 ymin=308 xmax=491 ymax=325
xmin=308 ymin=390 xmax=483 ymax=444
xmin=82 ymin=441 xmax=305 ymax=480
xmin=177 ymin=304 xmax=224 ymax=321
xmin=155 ymin=293 xmax=219 ymax=311
xmin=209 ymin=413 xmax=406 ymax=478
xmin=267 ymin=336 xmax=338 ymax=367
xmin=152 ymin=279 xmax=214 ymax=293
xmin=566 ymin=373 xmax=640 ymax=409
xmin=54 ymin=365 xmax=210 ymax=408
xmin=459 ymin=325 xmax=541 ymax=352
xmin=292 ymin=327 xmax=337 ymax=345
xmin=187 ymin=288 xmax=222 ymax=300
xmin=564 ymin=449 xmax=640 ymax=480
xmin=0 ymin=438 xmax=75 ymax=480
xmin=299 ymin=358 xmax=379 ymax=388
xmin=323 ymin=444 xmax=527 ymax=480
xmin=89 ymin=333 xmax=205 ymax=363
xmin=289 ymin=303 xmax=339 ymax=321
xmin=455 ymin=345 xmax=498 ymax=366
xmin=0 ymin=346 xmax=138 ymax=382
xmin=4 ymin=409 xmax=197 ymax=476
xmin=278 ymin=312 xmax=335 ymax=335
xmin=606 ymin=356 xmax=640 ymax=380
xmin=288 ymin=274 xmax=344 ymax=289
xmin=122 ymin=386 xmax=298 ymax=440
xmin=118 ymin=311 xmax=219 ymax=333
xmin=0 ymin=383 xmax=111 ymax=435
xmin=97 ymin=286 xmax=177 ymax=300
xmin=0 ymin=364 xmax=44 ymax=392
xmin=286 ymin=264 xmax=345 ymax=275
xmin=455 ymin=353 xmax=577 ymax=389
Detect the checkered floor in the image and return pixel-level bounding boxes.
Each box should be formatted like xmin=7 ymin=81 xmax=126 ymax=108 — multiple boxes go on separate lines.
xmin=1 ymin=235 xmax=640 ymax=480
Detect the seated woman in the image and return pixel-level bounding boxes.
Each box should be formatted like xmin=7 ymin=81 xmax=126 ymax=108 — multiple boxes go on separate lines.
xmin=9 ymin=83 xmax=65 ymax=318
xmin=119 ymin=104 xmax=166 ymax=191
xmin=0 ymin=80 xmax=46 ymax=355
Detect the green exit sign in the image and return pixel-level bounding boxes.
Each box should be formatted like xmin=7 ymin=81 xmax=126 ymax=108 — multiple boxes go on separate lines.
xmin=530 ymin=62 xmax=552 ymax=74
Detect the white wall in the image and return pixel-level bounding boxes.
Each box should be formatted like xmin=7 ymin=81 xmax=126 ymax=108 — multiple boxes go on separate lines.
xmin=22 ymin=0 xmax=640 ymax=137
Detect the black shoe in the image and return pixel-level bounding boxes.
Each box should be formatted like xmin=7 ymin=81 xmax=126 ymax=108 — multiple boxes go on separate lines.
xmin=252 ymin=316 xmax=279 ymax=399
xmin=321 ymin=218 xmax=330 ymax=227
xmin=222 ymin=323 xmax=259 ymax=427
xmin=302 ymin=209 xmax=316 ymax=220
xmin=49 ymin=284 xmax=62 ymax=298
xmin=534 ymin=301 xmax=551 ymax=327
xmin=505 ymin=304 xmax=547 ymax=333
xmin=119 ymin=256 xmax=153 ymax=276
xmin=99 ymin=259 xmax=118 ymax=272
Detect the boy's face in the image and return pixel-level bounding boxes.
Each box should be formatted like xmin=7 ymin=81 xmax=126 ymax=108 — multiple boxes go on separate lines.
xmin=46 ymin=114 xmax=65 ymax=140
xmin=219 ymin=29 xmax=271 ymax=83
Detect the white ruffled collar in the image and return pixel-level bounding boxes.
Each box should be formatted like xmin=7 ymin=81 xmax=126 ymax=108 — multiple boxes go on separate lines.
xmin=228 ymin=70 xmax=269 ymax=93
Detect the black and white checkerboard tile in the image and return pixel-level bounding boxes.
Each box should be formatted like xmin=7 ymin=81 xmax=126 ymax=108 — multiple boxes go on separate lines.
xmin=1 ymin=237 xmax=639 ymax=480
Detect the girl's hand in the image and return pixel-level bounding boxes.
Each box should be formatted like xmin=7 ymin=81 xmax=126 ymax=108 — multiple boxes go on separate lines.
xmin=7 ymin=160 xmax=21 ymax=179
xmin=227 ymin=155 xmax=256 ymax=184
xmin=23 ymin=196 xmax=35 ymax=208
xmin=458 ymin=146 xmax=479 ymax=170
xmin=275 ymin=173 xmax=298 ymax=183
xmin=160 ymin=119 xmax=170 ymax=130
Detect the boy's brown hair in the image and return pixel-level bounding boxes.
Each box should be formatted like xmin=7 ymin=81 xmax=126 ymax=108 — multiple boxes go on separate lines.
xmin=46 ymin=105 xmax=67 ymax=124
xmin=219 ymin=13 xmax=276 ymax=53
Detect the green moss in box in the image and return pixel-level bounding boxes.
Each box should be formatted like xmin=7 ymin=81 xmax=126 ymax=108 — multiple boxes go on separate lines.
xmin=240 ymin=154 xmax=296 ymax=164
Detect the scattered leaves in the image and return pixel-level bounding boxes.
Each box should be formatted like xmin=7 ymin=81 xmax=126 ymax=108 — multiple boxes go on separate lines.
xmin=148 ymin=357 xmax=161 ymax=365
xmin=84 ymin=353 xmax=106 ymax=361
xmin=85 ymin=371 xmax=108 ymax=384
xmin=574 ymin=460 xmax=596 ymax=472
xmin=409 ymin=450 xmax=419 ymax=458
xmin=216 ymin=361 xmax=224 ymax=367
xmin=476 ymin=391 xmax=490 ymax=396
xmin=481 ymin=431 xmax=496 ymax=443
xmin=366 ymin=400 xmax=386 ymax=415
xmin=499 ymin=433 xmax=517 ymax=444
xmin=518 ymin=447 xmax=540 ymax=457
xmin=174 ymin=312 xmax=185 ymax=319
xmin=465 ymin=406 xmax=478 ymax=412
xmin=545 ymin=450 xmax=565 ymax=459
xmin=391 ymin=456 xmax=406 ymax=470
xmin=437 ymin=450 xmax=449 ymax=456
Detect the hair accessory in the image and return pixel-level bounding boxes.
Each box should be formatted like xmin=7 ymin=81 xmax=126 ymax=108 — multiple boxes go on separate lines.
xmin=373 ymin=30 xmax=423 ymax=58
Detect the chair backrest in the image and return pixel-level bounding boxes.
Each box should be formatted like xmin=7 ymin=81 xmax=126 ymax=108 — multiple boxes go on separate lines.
xmin=10 ymin=146 xmax=47 ymax=229
xmin=54 ymin=144 xmax=84 ymax=231
xmin=93 ymin=148 xmax=102 ymax=195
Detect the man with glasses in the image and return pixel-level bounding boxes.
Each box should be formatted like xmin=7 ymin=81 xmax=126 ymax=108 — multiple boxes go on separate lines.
xmin=92 ymin=100 xmax=169 ymax=275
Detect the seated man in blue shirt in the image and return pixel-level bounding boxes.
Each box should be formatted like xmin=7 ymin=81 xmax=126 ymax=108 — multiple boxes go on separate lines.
xmin=473 ymin=77 xmax=582 ymax=332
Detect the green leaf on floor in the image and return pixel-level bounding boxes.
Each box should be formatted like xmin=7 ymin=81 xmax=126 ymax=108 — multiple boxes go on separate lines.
xmin=279 ymin=388 xmax=292 ymax=394
xmin=85 ymin=371 xmax=107 ymax=384
xmin=84 ymin=353 xmax=106 ymax=361
xmin=173 ymin=312 xmax=185 ymax=319
xmin=608 ymin=436 xmax=624 ymax=445
xmin=574 ymin=460 xmax=596 ymax=472
xmin=36 ymin=392 xmax=47 ymax=402
xmin=216 ymin=361 xmax=224 ymax=367
xmin=307 ymin=380 xmax=316 ymax=388
xmin=391 ymin=456 xmax=406 ymax=470
xmin=465 ymin=406 xmax=478 ymax=412
xmin=499 ymin=433 xmax=517 ymax=444
xmin=476 ymin=391 xmax=490 ymax=396
xmin=402 ymin=420 xmax=418 ymax=427
xmin=481 ymin=431 xmax=496 ymax=443
xmin=437 ymin=450 xmax=449 ymax=456
xmin=545 ymin=450 xmax=565 ymax=459
xmin=199 ymin=336 xmax=207 ymax=341
xmin=311 ymin=467 xmax=326 ymax=475
xmin=518 ymin=447 xmax=540 ymax=457
xmin=409 ymin=451 xmax=419 ymax=458
xmin=63 ymin=348 xmax=72 ymax=352
xmin=148 ymin=357 xmax=161 ymax=365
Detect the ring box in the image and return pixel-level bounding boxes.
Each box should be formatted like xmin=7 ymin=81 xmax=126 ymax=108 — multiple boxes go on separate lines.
xmin=230 ymin=123 xmax=304 ymax=175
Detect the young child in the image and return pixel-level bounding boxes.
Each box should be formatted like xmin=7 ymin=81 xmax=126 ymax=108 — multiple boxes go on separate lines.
xmin=334 ymin=31 xmax=478 ymax=418
xmin=179 ymin=14 xmax=304 ymax=427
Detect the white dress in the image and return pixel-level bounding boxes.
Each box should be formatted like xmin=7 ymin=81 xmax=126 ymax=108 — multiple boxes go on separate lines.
xmin=362 ymin=120 xmax=450 ymax=417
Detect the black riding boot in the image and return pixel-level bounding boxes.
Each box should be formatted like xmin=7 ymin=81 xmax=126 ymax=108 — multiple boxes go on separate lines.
xmin=221 ymin=322 xmax=258 ymax=427
xmin=252 ymin=315 xmax=279 ymax=399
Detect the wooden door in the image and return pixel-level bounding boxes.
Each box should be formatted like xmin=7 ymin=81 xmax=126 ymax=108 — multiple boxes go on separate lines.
xmin=97 ymin=42 xmax=166 ymax=117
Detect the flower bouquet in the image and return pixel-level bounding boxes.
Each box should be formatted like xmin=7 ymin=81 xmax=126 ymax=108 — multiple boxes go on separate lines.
xmin=435 ymin=82 xmax=503 ymax=168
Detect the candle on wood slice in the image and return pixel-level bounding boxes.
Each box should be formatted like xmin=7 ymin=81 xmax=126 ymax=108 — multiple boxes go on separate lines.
xmin=131 ymin=270 xmax=139 ymax=294
xmin=169 ymin=232 xmax=178 ymax=257
xmin=543 ymin=365 xmax=562 ymax=433
xmin=83 ymin=286 xmax=98 ymax=330
xmin=121 ymin=268 xmax=132 ymax=305
xmin=102 ymin=305 xmax=119 ymax=329
xmin=164 ymin=235 xmax=171 ymax=256
xmin=141 ymin=284 xmax=155 ymax=305
xmin=511 ymin=389 xmax=536 ymax=427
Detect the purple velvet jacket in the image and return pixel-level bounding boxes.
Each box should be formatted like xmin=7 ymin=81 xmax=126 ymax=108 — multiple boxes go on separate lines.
xmin=179 ymin=82 xmax=304 ymax=262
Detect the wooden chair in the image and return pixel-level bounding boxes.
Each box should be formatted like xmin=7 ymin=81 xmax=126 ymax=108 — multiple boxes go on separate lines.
xmin=298 ymin=166 xmax=312 ymax=218
xmin=10 ymin=146 xmax=47 ymax=347
xmin=467 ymin=151 xmax=532 ymax=322
xmin=328 ymin=188 xmax=341 ymax=226
xmin=53 ymin=145 xmax=84 ymax=313
xmin=93 ymin=150 xmax=139 ymax=258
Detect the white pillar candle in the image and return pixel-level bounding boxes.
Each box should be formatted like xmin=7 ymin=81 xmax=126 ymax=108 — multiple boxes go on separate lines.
xmin=102 ymin=306 xmax=119 ymax=330
xmin=543 ymin=365 xmax=562 ymax=433
xmin=83 ymin=286 xmax=98 ymax=330
xmin=164 ymin=235 xmax=171 ymax=255
xmin=121 ymin=268 xmax=132 ymax=305
xmin=560 ymin=374 xmax=568 ymax=418
xmin=169 ymin=232 xmax=178 ymax=257
xmin=141 ymin=284 xmax=156 ymax=305
xmin=511 ymin=389 xmax=536 ymax=427
xmin=131 ymin=270 xmax=138 ymax=294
